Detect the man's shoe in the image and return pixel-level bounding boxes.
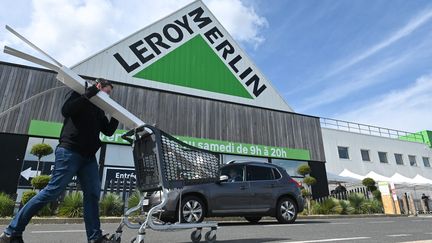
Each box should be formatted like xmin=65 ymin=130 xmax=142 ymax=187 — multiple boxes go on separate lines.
xmin=88 ymin=234 xmax=114 ymax=243
xmin=0 ymin=233 xmax=24 ymax=243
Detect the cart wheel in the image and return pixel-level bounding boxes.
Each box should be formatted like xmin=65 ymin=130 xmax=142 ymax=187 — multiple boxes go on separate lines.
xmin=191 ymin=230 xmax=202 ymax=243
xmin=130 ymin=237 xmax=143 ymax=243
xmin=205 ymin=230 xmax=216 ymax=243
xmin=109 ymin=234 xmax=121 ymax=242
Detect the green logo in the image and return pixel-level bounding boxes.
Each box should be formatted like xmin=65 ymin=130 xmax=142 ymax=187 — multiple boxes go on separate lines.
xmin=133 ymin=35 xmax=253 ymax=99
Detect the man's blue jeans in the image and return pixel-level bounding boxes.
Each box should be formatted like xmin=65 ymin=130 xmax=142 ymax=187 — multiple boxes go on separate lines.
xmin=4 ymin=146 xmax=102 ymax=241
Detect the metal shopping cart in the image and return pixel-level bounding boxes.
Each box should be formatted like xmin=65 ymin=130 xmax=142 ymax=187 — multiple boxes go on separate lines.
xmin=107 ymin=124 xmax=220 ymax=243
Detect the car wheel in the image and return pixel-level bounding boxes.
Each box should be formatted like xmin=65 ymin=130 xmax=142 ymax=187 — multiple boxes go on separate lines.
xmin=276 ymin=197 xmax=298 ymax=224
xmin=180 ymin=196 xmax=206 ymax=223
xmin=244 ymin=216 xmax=262 ymax=224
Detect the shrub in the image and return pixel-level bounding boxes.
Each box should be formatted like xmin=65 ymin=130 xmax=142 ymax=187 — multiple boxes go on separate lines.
xmin=361 ymin=200 xmax=383 ymax=214
xmin=372 ymin=190 xmax=381 ymax=201
xmin=312 ymin=198 xmax=342 ymax=215
xmin=21 ymin=191 xmax=37 ymax=205
xmin=100 ymin=193 xmax=123 ymax=216
xmin=297 ymin=164 xmax=311 ymax=176
xmin=58 ymin=192 xmax=83 ymax=218
xmin=0 ymin=193 xmax=15 ymax=217
xmin=339 ymin=200 xmax=355 ymax=215
xmin=30 ymin=143 xmax=53 ymax=158
xmin=362 ymin=178 xmax=375 ymax=187
xmin=348 ymin=193 xmax=366 ymax=214
xmin=303 ymin=176 xmax=317 ymax=186
xmin=301 ymin=188 xmax=311 ymax=197
xmin=31 ymin=175 xmax=51 ymax=190
xmin=38 ymin=205 xmax=53 ymax=216
xmin=127 ymin=191 xmax=143 ymax=216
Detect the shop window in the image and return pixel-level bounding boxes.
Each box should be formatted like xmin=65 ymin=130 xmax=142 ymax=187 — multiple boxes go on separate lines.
xmin=423 ymin=157 xmax=431 ymax=167
xmin=408 ymin=155 xmax=417 ymax=166
xmin=378 ymin=152 xmax=388 ymax=163
xmin=104 ymin=144 xmax=134 ymax=167
xmin=394 ymin=154 xmax=404 ymax=165
xmin=271 ymin=159 xmax=308 ymax=178
xmin=338 ymin=146 xmax=349 ymax=159
xmin=360 ymin=149 xmax=370 ymax=162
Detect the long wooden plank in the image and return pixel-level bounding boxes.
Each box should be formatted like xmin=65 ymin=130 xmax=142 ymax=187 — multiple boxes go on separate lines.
xmin=3 ymin=26 xmax=145 ymax=129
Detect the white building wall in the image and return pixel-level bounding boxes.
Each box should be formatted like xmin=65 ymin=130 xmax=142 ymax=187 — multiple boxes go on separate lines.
xmin=322 ymin=128 xmax=432 ymax=180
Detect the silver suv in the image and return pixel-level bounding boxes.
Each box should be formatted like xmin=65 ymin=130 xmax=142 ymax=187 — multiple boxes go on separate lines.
xmin=150 ymin=161 xmax=304 ymax=224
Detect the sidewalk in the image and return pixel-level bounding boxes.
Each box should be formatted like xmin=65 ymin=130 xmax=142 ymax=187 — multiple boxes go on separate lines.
xmin=0 ymin=214 xmax=408 ymax=225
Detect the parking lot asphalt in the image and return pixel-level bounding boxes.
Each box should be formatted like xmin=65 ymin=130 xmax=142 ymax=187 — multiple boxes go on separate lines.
xmin=1 ymin=216 xmax=432 ymax=243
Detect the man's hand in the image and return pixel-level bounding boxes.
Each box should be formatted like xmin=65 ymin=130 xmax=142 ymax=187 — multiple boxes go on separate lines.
xmin=84 ymin=85 xmax=99 ymax=99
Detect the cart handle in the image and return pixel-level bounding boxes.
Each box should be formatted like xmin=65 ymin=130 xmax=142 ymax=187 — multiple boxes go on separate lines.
xmin=121 ymin=124 xmax=154 ymax=144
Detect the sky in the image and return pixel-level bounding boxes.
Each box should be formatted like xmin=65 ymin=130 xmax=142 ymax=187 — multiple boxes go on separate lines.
xmin=1 ymin=0 xmax=431 ymax=133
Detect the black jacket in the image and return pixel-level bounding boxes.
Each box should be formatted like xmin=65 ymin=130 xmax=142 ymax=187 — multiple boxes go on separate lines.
xmin=59 ymin=91 xmax=119 ymax=157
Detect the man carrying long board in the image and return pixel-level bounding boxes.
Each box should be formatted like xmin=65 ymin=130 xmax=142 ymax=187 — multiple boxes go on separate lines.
xmin=0 ymin=26 xmax=139 ymax=243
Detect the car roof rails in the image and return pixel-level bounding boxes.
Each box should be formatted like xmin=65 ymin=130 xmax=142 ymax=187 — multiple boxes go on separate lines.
xmin=226 ymin=159 xmax=249 ymax=164
xmin=226 ymin=160 xmax=267 ymax=164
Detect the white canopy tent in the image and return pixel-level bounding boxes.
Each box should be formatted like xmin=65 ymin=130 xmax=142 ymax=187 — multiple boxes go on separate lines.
xmin=364 ymin=171 xmax=392 ymax=182
xmin=412 ymin=174 xmax=432 ymax=185
xmin=327 ymin=171 xmax=361 ymax=184
xmin=338 ymin=169 xmax=365 ymax=180
xmin=390 ymin=173 xmax=416 ymax=184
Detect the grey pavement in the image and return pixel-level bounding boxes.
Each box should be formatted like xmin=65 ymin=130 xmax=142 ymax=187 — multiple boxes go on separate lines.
xmin=1 ymin=216 xmax=432 ymax=243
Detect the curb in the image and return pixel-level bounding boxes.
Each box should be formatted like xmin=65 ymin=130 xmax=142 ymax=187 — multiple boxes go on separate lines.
xmin=0 ymin=214 xmax=408 ymax=225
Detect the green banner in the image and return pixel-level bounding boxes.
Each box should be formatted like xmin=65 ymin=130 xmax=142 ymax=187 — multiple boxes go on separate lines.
xmin=28 ymin=120 xmax=310 ymax=160
xmin=28 ymin=120 xmax=129 ymax=144
xmin=175 ymin=136 xmax=310 ymax=160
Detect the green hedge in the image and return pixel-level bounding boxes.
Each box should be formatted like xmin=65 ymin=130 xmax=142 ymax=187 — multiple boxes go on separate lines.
xmin=312 ymin=194 xmax=382 ymax=215
xmin=100 ymin=193 xmax=123 ymax=216
xmin=58 ymin=192 xmax=83 ymax=218
xmin=0 ymin=193 xmax=14 ymax=217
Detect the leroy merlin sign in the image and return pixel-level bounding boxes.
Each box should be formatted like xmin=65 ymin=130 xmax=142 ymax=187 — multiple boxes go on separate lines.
xmin=28 ymin=120 xmax=309 ymax=160
xmin=72 ymin=0 xmax=293 ymax=112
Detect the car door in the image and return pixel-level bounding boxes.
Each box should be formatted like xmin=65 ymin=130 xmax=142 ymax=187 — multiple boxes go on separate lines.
xmin=246 ymin=165 xmax=277 ymax=212
xmin=210 ymin=164 xmax=251 ymax=213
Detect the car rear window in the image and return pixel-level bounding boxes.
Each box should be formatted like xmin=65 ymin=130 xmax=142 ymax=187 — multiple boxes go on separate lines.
xmin=247 ymin=165 xmax=274 ymax=181
xmin=272 ymin=168 xmax=281 ymax=179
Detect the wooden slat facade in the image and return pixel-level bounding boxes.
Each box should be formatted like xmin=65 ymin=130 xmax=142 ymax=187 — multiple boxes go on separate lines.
xmin=0 ymin=62 xmax=326 ymax=162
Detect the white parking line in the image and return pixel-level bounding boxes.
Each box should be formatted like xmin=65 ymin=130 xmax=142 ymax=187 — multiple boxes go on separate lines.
xmin=400 ymin=240 xmax=432 ymax=243
xmin=369 ymin=220 xmax=395 ymax=223
xmin=31 ymin=230 xmax=86 ymax=234
xmin=387 ymin=234 xmax=412 ymax=237
xmin=281 ymin=236 xmax=370 ymax=243
xmin=263 ymin=224 xmax=306 ymax=227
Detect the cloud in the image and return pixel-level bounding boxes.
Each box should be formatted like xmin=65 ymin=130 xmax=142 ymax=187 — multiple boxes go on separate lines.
xmin=325 ymin=8 xmax=432 ymax=78
xmin=1 ymin=0 xmax=268 ymax=67
xmin=207 ymin=0 xmax=268 ymax=49
xmin=297 ymin=55 xmax=407 ymax=112
xmin=286 ymin=7 xmax=432 ymax=96
xmin=335 ymin=74 xmax=432 ymax=132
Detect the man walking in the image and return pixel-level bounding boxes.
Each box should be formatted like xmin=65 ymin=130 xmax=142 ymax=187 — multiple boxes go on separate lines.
xmin=1 ymin=78 xmax=119 ymax=243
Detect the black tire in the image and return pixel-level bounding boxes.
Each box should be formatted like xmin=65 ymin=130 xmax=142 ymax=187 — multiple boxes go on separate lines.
xmin=276 ymin=197 xmax=298 ymax=224
xmin=180 ymin=196 xmax=206 ymax=223
xmin=244 ymin=216 xmax=262 ymax=224
xmin=191 ymin=230 xmax=202 ymax=243
xmin=205 ymin=230 xmax=217 ymax=243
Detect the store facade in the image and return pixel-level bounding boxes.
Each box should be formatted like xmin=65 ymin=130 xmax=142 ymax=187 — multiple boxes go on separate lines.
xmin=0 ymin=1 xmax=328 ymax=200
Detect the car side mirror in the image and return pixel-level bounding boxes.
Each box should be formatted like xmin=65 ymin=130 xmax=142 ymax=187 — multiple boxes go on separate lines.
xmin=217 ymin=175 xmax=229 ymax=184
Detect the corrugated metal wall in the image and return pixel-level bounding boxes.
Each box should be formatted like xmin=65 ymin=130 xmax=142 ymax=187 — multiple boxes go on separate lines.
xmin=0 ymin=62 xmax=326 ymax=162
